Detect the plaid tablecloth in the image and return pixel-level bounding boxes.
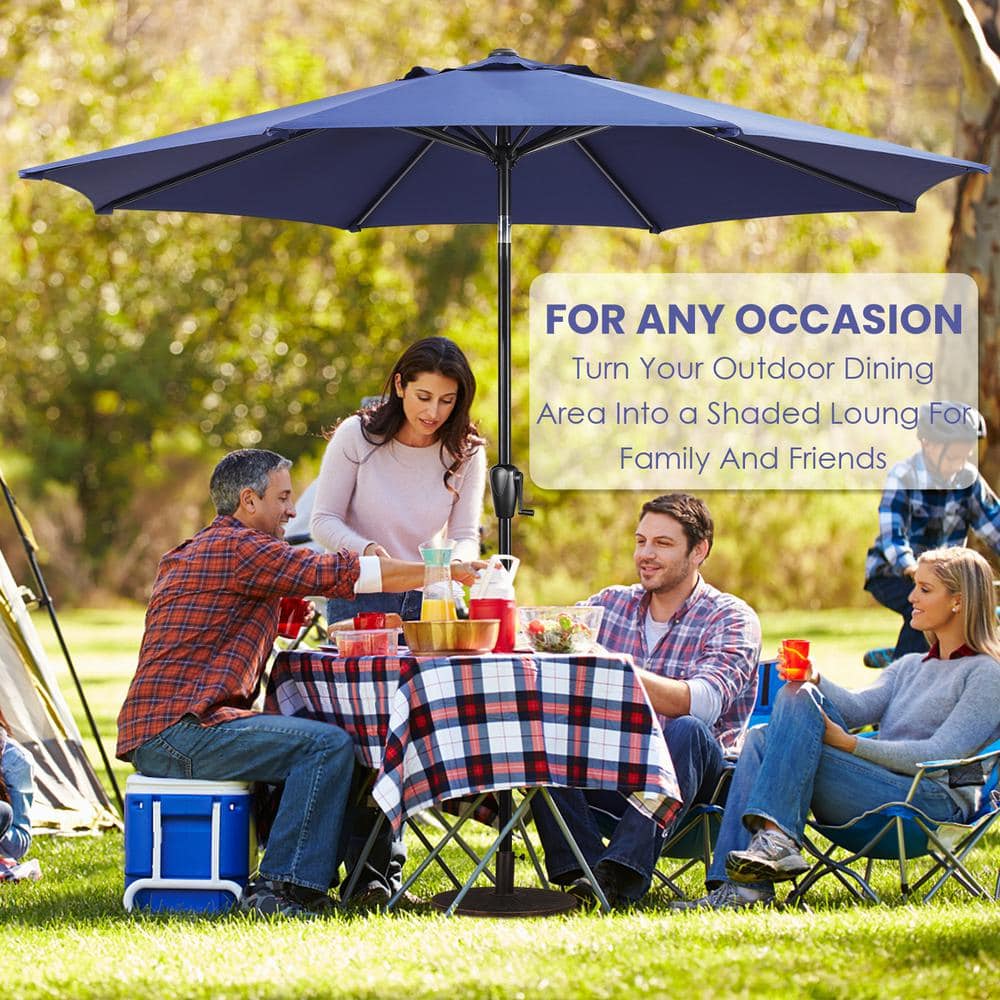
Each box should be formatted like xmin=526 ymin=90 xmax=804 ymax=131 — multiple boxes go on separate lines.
xmin=265 ymin=652 xmax=397 ymax=769
xmin=265 ymin=649 xmax=681 ymax=835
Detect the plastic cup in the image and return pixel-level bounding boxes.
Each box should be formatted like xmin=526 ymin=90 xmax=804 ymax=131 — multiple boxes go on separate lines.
xmin=278 ymin=597 xmax=309 ymax=639
xmin=354 ymin=612 xmax=386 ymax=629
xmin=469 ymin=597 xmax=517 ymax=653
xmin=780 ymin=638 xmax=811 ymax=680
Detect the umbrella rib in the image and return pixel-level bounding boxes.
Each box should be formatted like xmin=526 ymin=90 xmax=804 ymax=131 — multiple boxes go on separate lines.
xmin=574 ymin=138 xmax=661 ymax=233
xmin=402 ymin=127 xmax=493 ymax=158
xmin=694 ymin=129 xmax=915 ymax=211
xmin=509 ymin=127 xmax=531 ymax=153
xmin=92 ymin=131 xmax=317 ymax=214
xmin=349 ymin=138 xmax=435 ymax=231
xmin=452 ymin=126 xmax=496 ymax=155
xmin=516 ymin=126 xmax=610 ymax=158
xmin=473 ymin=126 xmax=498 ymax=152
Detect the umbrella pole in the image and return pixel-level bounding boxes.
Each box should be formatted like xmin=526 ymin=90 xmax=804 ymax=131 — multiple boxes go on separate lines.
xmin=435 ymin=130 xmax=573 ymax=917
xmin=495 ymin=130 xmax=515 ymax=897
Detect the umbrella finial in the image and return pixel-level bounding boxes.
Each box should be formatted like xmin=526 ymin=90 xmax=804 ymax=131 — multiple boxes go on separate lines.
xmin=489 ymin=48 xmax=519 ymax=57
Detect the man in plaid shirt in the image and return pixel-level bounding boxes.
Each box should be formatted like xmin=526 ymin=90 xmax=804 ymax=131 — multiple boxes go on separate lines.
xmin=865 ymin=403 xmax=1000 ymax=659
xmin=532 ymin=493 xmax=761 ymax=908
xmin=117 ymin=448 xmax=479 ymax=917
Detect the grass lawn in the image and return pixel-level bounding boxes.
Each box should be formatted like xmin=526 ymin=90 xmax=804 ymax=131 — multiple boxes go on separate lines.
xmin=2 ymin=604 xmax=998 ymax=999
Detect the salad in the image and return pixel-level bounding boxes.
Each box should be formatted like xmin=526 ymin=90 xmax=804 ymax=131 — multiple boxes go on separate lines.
xmin=525 ymin=613 xmax=596 ymax=653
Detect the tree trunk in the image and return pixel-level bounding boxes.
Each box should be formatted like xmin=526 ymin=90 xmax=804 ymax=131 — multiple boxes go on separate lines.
xmin=939 ymin=0 xmax=1000 ymax=482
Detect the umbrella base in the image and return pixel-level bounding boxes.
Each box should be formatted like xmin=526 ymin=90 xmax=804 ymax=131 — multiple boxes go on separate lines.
xmin=430 ymin=885 xmax=577 ymax=917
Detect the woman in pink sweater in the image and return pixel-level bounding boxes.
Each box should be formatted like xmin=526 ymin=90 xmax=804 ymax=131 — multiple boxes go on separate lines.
xmin=312 ymin=336 xmax=486 ymax=626
xmin=311 ymin=336 xmax=486 ymax=907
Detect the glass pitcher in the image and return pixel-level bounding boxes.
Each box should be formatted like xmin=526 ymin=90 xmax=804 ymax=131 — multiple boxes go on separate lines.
xmin=419 ymin=539 xmax=457 ymax=621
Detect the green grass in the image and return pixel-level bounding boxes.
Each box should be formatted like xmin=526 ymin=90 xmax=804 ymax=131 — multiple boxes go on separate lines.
xmin=2 ymin=605 xmax=998 ymax=999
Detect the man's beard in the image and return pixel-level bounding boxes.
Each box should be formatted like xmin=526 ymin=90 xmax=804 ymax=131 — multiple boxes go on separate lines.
xmin=639 ymin=556 xmax=693 ymax=595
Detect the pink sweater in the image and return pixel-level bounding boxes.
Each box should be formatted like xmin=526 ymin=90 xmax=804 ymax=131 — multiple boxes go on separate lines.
xmin=310 ymin=415 xmax=486 ymax=563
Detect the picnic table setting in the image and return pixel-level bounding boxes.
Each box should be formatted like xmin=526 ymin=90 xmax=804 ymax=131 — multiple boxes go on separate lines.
xmin=264 ymin=572 xmax=682 ymax=916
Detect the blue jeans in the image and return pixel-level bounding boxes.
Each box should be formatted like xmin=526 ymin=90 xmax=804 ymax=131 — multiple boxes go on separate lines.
xmin=327 ymin=590 xmax=417 ymax=895
xmin=865 ymin=574 xmax=928 ymax=658
xmin=531 ymin=716 xmax=724 ymax=902
xmin=0 ymin=801 xmax=12 ymax=846
xmin=131 ymin=713 xmax=355 ymax=893
xmin=706 ymin=682 xmax=965 ymax=885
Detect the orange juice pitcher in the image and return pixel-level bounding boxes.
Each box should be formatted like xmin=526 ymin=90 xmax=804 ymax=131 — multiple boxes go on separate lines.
xmin=419 ymin=539 xmax=457 ymax=621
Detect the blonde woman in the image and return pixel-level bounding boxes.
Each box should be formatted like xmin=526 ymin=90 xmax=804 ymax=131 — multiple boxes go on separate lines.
xmin=678 ymin=546 xmax=1000 ymax=910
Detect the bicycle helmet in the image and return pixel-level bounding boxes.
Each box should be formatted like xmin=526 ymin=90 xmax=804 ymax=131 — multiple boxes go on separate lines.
xmin=917 ymin=402 xmax=987 ymax=443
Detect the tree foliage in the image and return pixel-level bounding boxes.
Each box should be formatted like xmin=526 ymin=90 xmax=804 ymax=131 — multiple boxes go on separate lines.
xmin=0 ymin=0 xmax=989 ymax=607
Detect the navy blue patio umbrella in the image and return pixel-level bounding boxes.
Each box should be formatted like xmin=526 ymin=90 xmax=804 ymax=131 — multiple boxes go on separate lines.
xmin=19 ymin=47 xmax=988 ymax=912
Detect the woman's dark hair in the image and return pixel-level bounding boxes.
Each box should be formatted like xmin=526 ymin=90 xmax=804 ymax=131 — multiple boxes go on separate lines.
xmin=358 ymin=337 xmax=484 ymax=492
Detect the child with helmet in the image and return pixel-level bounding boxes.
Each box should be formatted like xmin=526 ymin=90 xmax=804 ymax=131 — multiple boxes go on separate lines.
xmin=864 ymin=402 xmax=1000 ymax=662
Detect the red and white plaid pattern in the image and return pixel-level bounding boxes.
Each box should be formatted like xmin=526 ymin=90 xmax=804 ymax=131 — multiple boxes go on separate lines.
xmin=265 ymin=649 xmax=681 ymax=834
xmin=117 ymin=516 xmax=359 ymax=758
xmin=265 ymin=653 xmax=398 ymax=769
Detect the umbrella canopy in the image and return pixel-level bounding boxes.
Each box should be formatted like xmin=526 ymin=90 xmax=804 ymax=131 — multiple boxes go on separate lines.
xmin=20 ymin=47 xmax=988 ymax=549
xmin=20 ymin=49 xmax=983 ymax=229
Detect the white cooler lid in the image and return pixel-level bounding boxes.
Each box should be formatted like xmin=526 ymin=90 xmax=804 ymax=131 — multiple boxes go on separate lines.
xmin=125 ymin=774 xmax=250 ymax=795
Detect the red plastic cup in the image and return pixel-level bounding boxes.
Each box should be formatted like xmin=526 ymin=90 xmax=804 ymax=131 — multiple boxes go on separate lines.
xmin=354 ymin=612 xmax=387 ymax=629
xmin=780 ymin=638 xmax=811 ymax=680
xmin=278 ymin=597 xmax=309 ymax=639
xmin=469 ymin=597 xmax=517 ymax=653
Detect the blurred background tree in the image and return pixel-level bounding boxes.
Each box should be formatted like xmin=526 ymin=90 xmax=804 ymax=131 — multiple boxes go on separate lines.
xmin=0 ymin=0 xmax=994 ymax=609
xmin=938 ymin=0 xmax=999 ymax=484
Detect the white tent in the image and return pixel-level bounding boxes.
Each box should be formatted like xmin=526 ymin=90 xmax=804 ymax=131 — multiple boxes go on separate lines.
xmin=1 ymin=546 xmax=118 ymax=834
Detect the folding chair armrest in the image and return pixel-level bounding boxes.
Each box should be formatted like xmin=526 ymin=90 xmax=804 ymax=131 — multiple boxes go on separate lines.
xmin=916 ymin=739 xmax=1000 ymax=772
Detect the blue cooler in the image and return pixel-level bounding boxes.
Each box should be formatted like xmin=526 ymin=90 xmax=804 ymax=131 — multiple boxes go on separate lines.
xmin=123 ymin=774 xmax=253 ymax=913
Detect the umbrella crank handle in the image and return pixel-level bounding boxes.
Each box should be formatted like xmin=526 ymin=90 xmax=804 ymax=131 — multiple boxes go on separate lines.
xmin=489 ymin=464 xmax=534 ymax=519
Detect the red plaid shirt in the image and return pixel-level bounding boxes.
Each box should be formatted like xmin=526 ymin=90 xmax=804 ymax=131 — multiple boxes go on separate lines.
xmin=116 ymin=515 xmax=359 ymax=758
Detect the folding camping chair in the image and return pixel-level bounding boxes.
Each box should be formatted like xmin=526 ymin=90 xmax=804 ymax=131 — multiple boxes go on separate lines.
xmin=653 ymin=658 xmax=785 ymax=897
xmin=786 ymin=738 xmax=1000 ymax=906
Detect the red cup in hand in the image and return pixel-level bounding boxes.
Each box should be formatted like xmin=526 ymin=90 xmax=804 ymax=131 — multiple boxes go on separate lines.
xmin=278 ymin=597 xmax=309 ymax=639
xmin=779 ymin=638 xmax=811 ymax=681
xmin=354 ymin=611 xmax=387 ymax=629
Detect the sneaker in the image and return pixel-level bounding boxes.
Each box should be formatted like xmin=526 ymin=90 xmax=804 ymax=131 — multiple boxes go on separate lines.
xmin=240 ymin=880 xmax=334 ymax=918
xmin=669 ymin=881 xmax=774 ymax=911
xmin=726 ymin=828 xmax=810 ymax=884
xmin=863 ymin=647 xmax=895 ymax=669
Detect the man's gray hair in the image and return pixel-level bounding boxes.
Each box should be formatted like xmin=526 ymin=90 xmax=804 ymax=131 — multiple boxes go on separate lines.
xmin=209 ymin=449 xmax=292 ymax=516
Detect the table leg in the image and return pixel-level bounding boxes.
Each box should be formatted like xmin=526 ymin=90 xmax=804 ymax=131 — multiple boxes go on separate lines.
xmin=440 ymin=790 xmax=541 ymax=915
xmin=420 ymin=809 xmax=497 ymax=885
xmin=430 ymin=789 xmax=585 ymax=917
xmin=340 ymin=809 xmax=386 ymax=904
xmin=517 ymin=815 xmax=550 ymax=889
xmin=536 ymin=787 xmax=611 ymax=912
xmin=388 ymin=794 xmax=490 ymax=908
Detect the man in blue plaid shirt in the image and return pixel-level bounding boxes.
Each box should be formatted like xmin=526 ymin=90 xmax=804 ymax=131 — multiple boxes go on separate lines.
xmin=865 ymin=403 xmax=1000 ymax=659
xmin=531 ymin=493 xmax=761 ymax=908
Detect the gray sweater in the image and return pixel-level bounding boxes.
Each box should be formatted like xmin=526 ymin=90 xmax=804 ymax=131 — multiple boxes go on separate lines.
xmin=819 ymin=650 xmax=1000 ymax=816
